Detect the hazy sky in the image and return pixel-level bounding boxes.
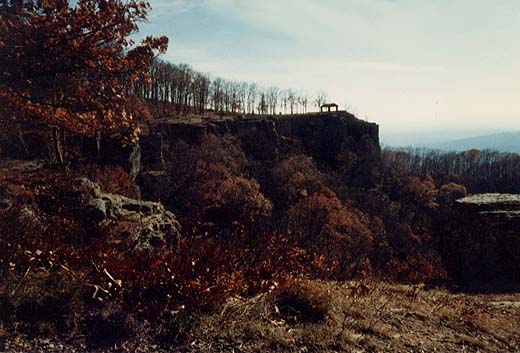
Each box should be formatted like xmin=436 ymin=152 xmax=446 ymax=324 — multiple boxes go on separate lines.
xmin=138 ymin=0 xmax=520 ymax=136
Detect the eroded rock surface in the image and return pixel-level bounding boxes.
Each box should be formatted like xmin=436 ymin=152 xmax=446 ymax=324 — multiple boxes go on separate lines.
xmin=441 ymin=193 xmax=520 ymax=285
xmin=457 ymin=194 xmax=520 ymax=220
xmin=0 ymin=160 xmax=180 ymax=253
xmin=77 ymin=178 xmax=181 ymax=251
xmin=138 ymin=112 xmax=380 ymax=200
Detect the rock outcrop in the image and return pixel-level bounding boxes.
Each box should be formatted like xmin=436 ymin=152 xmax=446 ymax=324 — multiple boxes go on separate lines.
xmin=138 ymin=112 xmax=380 ymax=190
xmin=0 ymin=159 xmax=180 ymax=253
xmin=441 ymin=194 xmax=520 ymax=285
xmin=0 ymin=112 xmax=380 ymax=190
xmin=0 ymin=124 xmax=141 ymax=179
xmin=270 ymin=113 xmax=380 ymax=187
xmin=76 ymin=178 xmax=181 ymax=251
xmin=456 ymin=194 xmax=520 ymax=220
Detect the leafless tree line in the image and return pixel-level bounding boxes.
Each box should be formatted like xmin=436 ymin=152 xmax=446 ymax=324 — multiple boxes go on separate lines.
xmin=135 ymin=58 xmax=330 ymax=117
xmin=383 ymin=147 xmax=520 ymax=194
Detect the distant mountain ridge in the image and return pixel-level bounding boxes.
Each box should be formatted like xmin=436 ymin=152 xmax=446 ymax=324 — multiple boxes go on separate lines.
xmin=429 ymin=131 xmax=520 ymax=153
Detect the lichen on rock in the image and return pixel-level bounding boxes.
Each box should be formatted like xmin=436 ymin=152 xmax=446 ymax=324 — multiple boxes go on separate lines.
xmin=77 ymin=178 xmax=181 ymax=252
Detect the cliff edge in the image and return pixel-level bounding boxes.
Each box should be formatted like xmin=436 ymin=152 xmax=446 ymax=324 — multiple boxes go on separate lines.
xmin=139 ymin=112 xmax=380 ymax=189
xmin=440 ymin=194 xmax=520 ymax=286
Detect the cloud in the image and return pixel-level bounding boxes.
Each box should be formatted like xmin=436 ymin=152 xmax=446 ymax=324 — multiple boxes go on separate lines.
xmin=204 ymin=0 xmax=400 ymax=46
xmin=164 ymin=45 xmax=207 ymax=61
xmin=149 ymin=0 xmax=207 ymax=17
xmin=145 ymin=0 xmax=520 ymax=132
xmin=341 ymin=61 xmax=444 ymax=73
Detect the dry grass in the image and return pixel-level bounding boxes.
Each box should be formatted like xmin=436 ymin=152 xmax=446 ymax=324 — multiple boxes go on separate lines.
xmin=3 ymin=277 xmax=520 ymax=352
xmin=171 ymin=278 xmax=520 ymax=353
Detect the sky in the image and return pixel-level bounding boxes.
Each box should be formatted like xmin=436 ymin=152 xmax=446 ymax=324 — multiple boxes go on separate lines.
xmin=137 ymin=0 xmax=520 ymax=140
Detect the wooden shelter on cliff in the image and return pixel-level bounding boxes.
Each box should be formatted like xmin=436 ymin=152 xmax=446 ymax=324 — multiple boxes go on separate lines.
xmin=320 ymin=103 xmax=339 ymax=112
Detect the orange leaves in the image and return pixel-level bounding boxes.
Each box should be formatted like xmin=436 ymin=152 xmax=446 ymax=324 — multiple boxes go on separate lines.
xmin=271 ymin=155 xmax=324 ymax=208
xmin=406 ymin=176 xmax=438 ymax=209
xmin=0 ymin=0 xmax=168 ymax=139
xmin=287 ymin=187 xmax=374 ymax=278
xmin=198 ymin=163 xmax=272 ymax=224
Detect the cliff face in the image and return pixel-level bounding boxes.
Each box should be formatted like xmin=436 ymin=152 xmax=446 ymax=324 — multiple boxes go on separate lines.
xmin=456 ymin=194 xmax=520 ymax=220
xmin=441 ymin=194 xmax=520 ymax=285
xmin=139 ymin=112 xmax=380 ymax=187
xmin=270 ymin=113 xmax=380 ymax=186
xmin=0 ymin=112 xmax=381 ymax=195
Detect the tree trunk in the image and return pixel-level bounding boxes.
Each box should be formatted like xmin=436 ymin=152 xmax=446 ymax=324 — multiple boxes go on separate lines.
xmin=52 ymin=126 xmax=64 ymax=166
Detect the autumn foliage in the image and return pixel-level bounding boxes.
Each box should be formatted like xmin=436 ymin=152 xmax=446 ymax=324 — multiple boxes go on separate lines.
xmin=3 ymin=2 xmax=519 ymax=348
xmin=2 ymin=130 xmax=517 ymax=348
xmin=0 ymin=0 xmax=167 ymax=141
xmin=288 ymin=188 xmax=373 ymax=279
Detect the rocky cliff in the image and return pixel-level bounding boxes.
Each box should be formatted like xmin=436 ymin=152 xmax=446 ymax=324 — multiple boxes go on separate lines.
xmin=441 ymin=194 xmax=520 ymax=285
xmin=456 ymin=194 xmax=520 ymax=220
xmin=138 ymin=112 xmax=380 ymax=188
xmin=0 ymin=112 xmax=381 ymax=209
xmin=0 ymin=160 xmax=181 ymax=254
xmin=0 ymin=113 xmax=380 ymax=190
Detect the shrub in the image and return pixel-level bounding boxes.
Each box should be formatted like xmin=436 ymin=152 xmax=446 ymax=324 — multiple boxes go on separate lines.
xmin=269 ymin=155 xmax=324 ymax=211
xmin=86 ymin=304 xmax=136 ymax=348
xmin=288 ymin=187 xmax=373 ymax=279
xmin=197 ymin=163 xmax=272 ymax=233
xmin=7 ymin=272 xmax=82 ymax=337
xmin=79 ymin=164 xmax=139 ymax=199
xmin=161 ymin=135 xmax=271 ymax=237
xmin=272 ymin=278 xmax=329 ymax=324
xmin=405 ymin=176 xmax=438 ymax=209
xmin=155 ymin=309 xmax=200 ymax=346
xmin=437 ymin=182 xmax=467 ymax=206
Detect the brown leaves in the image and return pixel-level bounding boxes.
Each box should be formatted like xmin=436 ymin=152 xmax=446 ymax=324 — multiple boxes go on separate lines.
xmin=287 ymin=187 xmax=374 ymax=278
xmin=0 ymin=0 xmax=168 ymax=139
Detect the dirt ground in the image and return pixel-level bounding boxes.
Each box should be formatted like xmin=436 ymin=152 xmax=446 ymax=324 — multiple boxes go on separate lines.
xmin=1 ymin=279 xmax=519 ymax=352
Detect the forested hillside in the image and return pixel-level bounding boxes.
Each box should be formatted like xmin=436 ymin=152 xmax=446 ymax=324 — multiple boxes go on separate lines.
xmin=1 ymin=1 xmax=519 ymax=352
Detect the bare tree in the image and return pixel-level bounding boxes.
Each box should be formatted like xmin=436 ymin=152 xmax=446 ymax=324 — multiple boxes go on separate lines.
xmin=211 ymin=78 xmax=224 ymax=112
xmin=142 ymin=59 xmax=330 ymax=117
xmin=266 ymin=86 xmax=279 ymax=115
xmin=193 ymin=72 xmax=210 ymax=114
xmin=288 ymin=89 xmax=296 ymax=114
xmin=238 ymin=82 xmax=248 ymax=114
xmin=247 ymin=83 xmax=258 ymax=114
xmin=314 ymin=91 xmax=328 ymax=110
xmin=302 ymin=94 xmax=308 ymax=113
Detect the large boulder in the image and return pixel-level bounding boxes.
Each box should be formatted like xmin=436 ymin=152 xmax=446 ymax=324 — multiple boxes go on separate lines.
xmin=77 ymin=178 xmax=181 ymax=252
xmin=0 ymin=160 xmax=180 ymax=252
xmin=440 ymin=193 xmax=520 ymax=286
